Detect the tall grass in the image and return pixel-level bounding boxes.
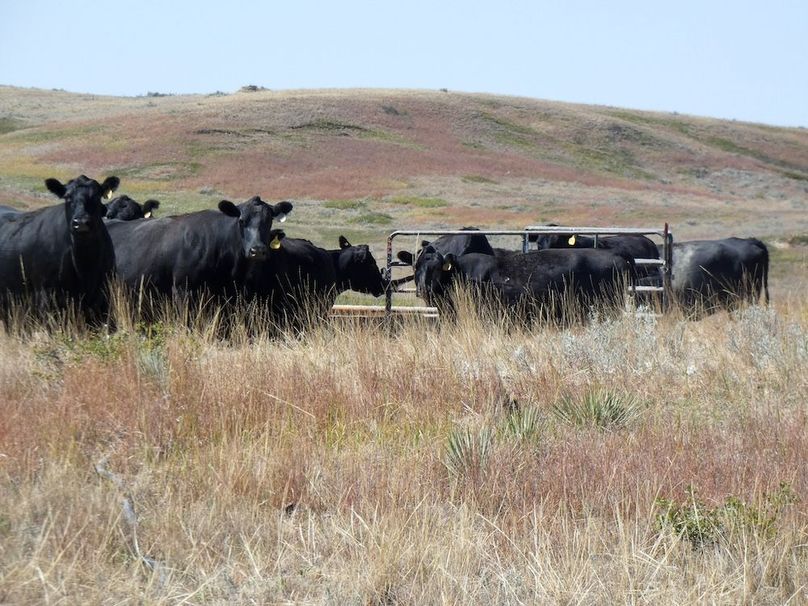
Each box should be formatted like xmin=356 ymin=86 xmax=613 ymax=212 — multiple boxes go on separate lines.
xmin=0 ymin=292 xmax=806 ymax=603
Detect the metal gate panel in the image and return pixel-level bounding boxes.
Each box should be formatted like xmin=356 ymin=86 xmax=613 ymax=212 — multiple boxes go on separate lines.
xmin=385 ymin=224 xmax=673 ymax=320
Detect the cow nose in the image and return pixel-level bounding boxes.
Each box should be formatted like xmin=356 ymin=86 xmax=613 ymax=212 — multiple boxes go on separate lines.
xmin=249 ymin=245 xmax=267 ymax=259
xmin=71 ymin=218 xmax=90 ymax=232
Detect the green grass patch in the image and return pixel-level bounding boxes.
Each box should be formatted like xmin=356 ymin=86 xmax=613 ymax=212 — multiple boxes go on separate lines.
xmin=462 ymin=174 xmax=498 ymax=185
xmin=290 ymin=120 xmax=370 ymax=134
xmin=112 ymin=162 xmax=201 ymax=181
xmin=0 ymin=118 xmax=27 ymax=135
xmin=287 ymin=120 xmax=410 ymax=147
xmin=349 ymin=212 xmax=393 ymax=225
xmin=703 ymin=135 xmax=758 ymax=156
xmin=568 ymin=145 xmax=655 ymax=180
xmin=324 ymin=199 xmax=366 ymax=210
xmin=479 ymin=111 xmax=537 ymax=149
xmin=779 ymin=169 xmax=808 ymax=182
xmin=604 ymin=110 xmax=692 ymax=136
xmin=655 ymin=483 xmax=798 ymax=547
xmin=387 ymin=196 xmax=448 ymax=208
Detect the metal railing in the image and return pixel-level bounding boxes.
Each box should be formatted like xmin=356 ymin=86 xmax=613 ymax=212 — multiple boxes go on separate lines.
xmin=385 ymin=224 xmax=673 ymax=320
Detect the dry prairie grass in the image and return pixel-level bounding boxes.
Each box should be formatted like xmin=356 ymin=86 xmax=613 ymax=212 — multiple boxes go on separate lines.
xmin=0 ymin=295 xmax=806 ymax=604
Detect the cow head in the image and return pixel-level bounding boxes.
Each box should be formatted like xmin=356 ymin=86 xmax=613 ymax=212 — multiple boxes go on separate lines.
xmin=46 ymin=175 xmax=119 ymax=235
xmin=105 ymin=195 xmax=160 ymax=220
xmin=336 ymin=236 xmax=386 ymax=297
xmin=401 ymin=245 xmax=456 ymax=304
xmin=530 ymin=225 xmax=588 ymax=250
xmin=218 ymin=197 xmax=293 ymax=261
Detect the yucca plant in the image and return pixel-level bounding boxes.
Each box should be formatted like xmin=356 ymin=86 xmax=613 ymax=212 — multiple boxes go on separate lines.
xmin=503 ymin=404 xmax=543 ymax=444
xmin=551 ymin=389 xmax=641 ymax=430
xmin=444 ymin=426 xmax=494 ymax=480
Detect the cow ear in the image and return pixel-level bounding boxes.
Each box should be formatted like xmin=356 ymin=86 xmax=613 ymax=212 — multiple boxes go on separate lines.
xmin=442 ymin=253 xmax=456 ymax=272
xmin=397 ymin=251 xmax=414 ymax=265
xmin=101 ymin=176 xmax=120 ymax=200
xmin=421 ymin=240 xmax=430 ymax=249
xmin=143 ymin=199 xmax=160 ymax=214
xmin=45 ymin=178 xmax=66 ymax=198
xmin=339 ymin=235 xmax=351 ymax=249
xmin=272 ymin=200 xmax=293 ymax=223
xmin=218 ymin=200 xmax=240 ymax=217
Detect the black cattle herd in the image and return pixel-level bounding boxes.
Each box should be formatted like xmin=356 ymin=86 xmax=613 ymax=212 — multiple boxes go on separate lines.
xmin=0 ymin=174 xmax=771 ymax=328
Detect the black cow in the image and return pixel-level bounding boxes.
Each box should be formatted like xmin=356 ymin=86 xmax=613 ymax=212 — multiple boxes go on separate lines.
xmin=392 ymin=229 xmax=498 ymax=289
xmin=530 ymin=225 xmax=659 ymax=275
xmin=256 ymin=235 xmax=387 ymax=324
xmin=419 ymin=228 xmax=497 ymax=257
xmin=397 ymin=245 xmax=632 ymax=322
xmin=668 ymin=238 xmax=769 ymax=314
xmin=0 ymin=175 xmax=120 ymax=323
xmin=105 ymin=195 xmax=160 ymax=220
xmin=106 ymin=197 xmax=292 ymax=304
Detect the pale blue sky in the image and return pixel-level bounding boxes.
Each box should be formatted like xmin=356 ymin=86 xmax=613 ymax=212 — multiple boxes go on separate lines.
xmin=1 ymin=0 xmax=805 ymax=126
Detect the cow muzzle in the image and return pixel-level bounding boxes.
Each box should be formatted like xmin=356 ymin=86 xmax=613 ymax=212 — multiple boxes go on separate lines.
xmin=71 ymin=218 xmax=91 ymax=233
xmin=248 ymin=245 xmax=268 ymax=260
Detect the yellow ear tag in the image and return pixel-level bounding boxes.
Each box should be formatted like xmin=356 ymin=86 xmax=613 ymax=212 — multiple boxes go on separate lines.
xmin=442 ymin=260 xmax=452 ymax=271
xmin=568 ymin=235 xmax=576 ymax=246
xmin=144 ymin=211 xmax=152 ymax=219
xmin=270 ymin=236 xmax=282 ymax=250
xmin=105 ymin=189 xmax=114 ymax=200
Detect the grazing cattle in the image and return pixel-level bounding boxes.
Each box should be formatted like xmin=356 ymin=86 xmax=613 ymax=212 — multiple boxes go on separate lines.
xmin=530 ymin=225 xmax=660 ymax=276
xmin=419 ymin=228 xmax=497 ymax=257
xmin=668 ymin=238 xmax=769 ymax=314
xmin=256 ymin=235 xmax=387 ymax=324
xmin=105 ymin=195 xmax=160 ymax=220
xmin=0 ymin=175 xmax=119 ymax=322
xmin=106 ymin=197 xmax=292 ymax=303
xmin=397 ymin=245 xmax=632 ymax=321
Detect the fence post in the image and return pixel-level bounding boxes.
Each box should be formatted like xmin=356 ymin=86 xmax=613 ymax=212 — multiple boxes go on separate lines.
xmin=662 ymin=223 xmax=673 ymax=312
xmin=385 ymin=233 xmax=394 ymax=325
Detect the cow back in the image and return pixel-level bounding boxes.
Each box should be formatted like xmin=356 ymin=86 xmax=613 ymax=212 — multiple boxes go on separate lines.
xmin=108 ymin=211 xmax=246 ymax=297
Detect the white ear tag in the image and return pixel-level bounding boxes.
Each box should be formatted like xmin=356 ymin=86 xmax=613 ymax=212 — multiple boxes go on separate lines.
xmin=442 ymin=260 xmax=452 ymax=271
xmin=568 ymin=235 xmax=576 ymax=246
xmin=144 ymin=211 xmax=152 ymax=219
xmin=276 ymin=213 xmax=287 ymax=223
xmin=105 ymin=189 xmax=114 ymax=200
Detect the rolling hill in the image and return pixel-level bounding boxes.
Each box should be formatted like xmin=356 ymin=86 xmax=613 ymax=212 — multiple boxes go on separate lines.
xmin=1 ymin=85 xmax=806 ymax=289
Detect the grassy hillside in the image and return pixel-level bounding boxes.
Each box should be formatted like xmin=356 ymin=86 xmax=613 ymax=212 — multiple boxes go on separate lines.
xmin=1 ymin=87 xmax=806 ymax=244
